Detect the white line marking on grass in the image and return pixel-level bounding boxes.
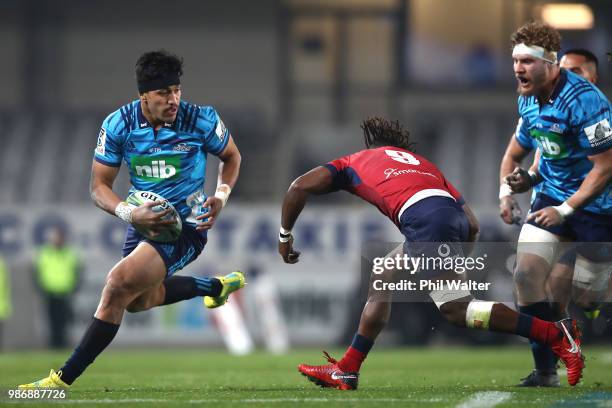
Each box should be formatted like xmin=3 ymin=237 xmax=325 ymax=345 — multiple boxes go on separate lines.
xmin=456 ymin=391 xmax=512 ymax=408
xmin=230 ymin=398 xmax=441 ymax=404
xmin=3 ymin=399 xmax=168 ymax=405
xmin=4 ymin=397 xmax=450 ymax=405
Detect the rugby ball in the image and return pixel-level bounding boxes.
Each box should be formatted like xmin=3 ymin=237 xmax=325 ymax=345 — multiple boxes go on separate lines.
xmin=126 ymin=191 xmax=182 ymax=242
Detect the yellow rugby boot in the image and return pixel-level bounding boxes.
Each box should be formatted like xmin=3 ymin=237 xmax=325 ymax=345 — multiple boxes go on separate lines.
xmin=204 ymin=271 xmax=246 ymax=309
xmin=18 ymin=369 xmax=69 ymax=389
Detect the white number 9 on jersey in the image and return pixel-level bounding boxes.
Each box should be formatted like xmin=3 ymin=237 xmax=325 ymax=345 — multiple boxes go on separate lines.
xmin=385 ymin=149 xmax=420 ymax=165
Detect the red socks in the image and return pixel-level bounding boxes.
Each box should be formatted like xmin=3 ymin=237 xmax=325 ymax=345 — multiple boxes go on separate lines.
xmin=338 ymin=346 xmax=367 ymax=372
xmin=529 ymin=317 xmax=561 ymax=345
xmin=337 ymin=333 xmax=374 ymax=372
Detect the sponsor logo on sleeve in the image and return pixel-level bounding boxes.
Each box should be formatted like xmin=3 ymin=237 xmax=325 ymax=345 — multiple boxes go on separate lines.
xmin=584 ymin=119 xmax=612 ymax=148
xmin=95 ymin=128 xmax=107 ymax=155
xmin=215 ymin=118 xmax=227 ymax=140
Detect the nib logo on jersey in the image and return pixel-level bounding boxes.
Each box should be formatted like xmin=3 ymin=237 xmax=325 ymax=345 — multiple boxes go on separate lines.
xmin=130 ymin=155 xmax=181 ymax=182
xmin=530 ymin=129 xmax=568 ymax=159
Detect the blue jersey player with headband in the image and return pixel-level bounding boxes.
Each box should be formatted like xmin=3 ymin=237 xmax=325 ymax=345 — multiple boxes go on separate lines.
xmin=506 ymin=49 xmax=606 ymax=326
xmin=500 ymin=22 xmax=612 ymax=387
xmin=19 ymin=50 xmax=246 ymax=389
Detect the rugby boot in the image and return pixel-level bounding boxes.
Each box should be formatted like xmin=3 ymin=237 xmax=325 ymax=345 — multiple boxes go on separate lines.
xmin=18 ymin=369 xmax=69 ymax=389
xmin=550 ymin=318 xmax=584 ymax=386
xmin=204 ymin=271 xmax=246 ymax=308
xmin=298 ymin=351 xmax=359 ymax=390
xmin=516 ymin=369 xmax=560 ymax=387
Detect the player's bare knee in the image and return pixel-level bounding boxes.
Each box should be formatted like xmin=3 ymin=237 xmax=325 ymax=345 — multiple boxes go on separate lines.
xmin=126 ymin=301 xmax=150 ymax=313
xmin=101 ymin=266 xmax=140 ymax=309
xmin=125 ymin=297 xmax=147 ymax=313
xmin=99 ymin=282 xmax=131 ymax=312
xmin=513 ymin=265 xmax=545 ymax=289
xmin=108 ymin=258 xmax=141 ymax=291
xmin=127 ymin=286 xmax=164 ymax=313
xmin=104 ymin=276 xmax=132 ymax=300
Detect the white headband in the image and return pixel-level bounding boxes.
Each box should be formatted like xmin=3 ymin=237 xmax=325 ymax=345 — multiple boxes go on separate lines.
xmin=512 ymin=43 xmax=557 ymax=64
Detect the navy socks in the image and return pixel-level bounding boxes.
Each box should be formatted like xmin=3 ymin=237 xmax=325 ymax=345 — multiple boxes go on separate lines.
xmin=58 ymin=276 xmax=221 ymax=385
xmin=162 ymin=276 xmax=222 ymax=305
xmin=59 ymin=317 xmax=120 ymax=385
xmin=519 ymin=302 xmax=556 ymax=373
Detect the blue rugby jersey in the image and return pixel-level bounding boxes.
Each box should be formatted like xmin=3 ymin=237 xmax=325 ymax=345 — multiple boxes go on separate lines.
xmin=515 ymin=69 xmax=612 ymax=214
xmin=94 ymin=100 xmax=230 ymax=224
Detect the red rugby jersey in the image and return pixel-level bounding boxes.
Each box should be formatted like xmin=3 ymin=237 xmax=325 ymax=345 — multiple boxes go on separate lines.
xmin=325 ymin=146 xmax=464 ymax=225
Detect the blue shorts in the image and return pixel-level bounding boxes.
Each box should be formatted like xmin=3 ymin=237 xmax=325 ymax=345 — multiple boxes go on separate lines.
xmin=529 ymin=193 xmax=612 ymax=263
xmin=399 ymin=196 xmax=469 ymax=277
xmin=528 ymin=193 xmax=612 ymax=242
xmin=556 ymin=245 xmax=612 ymax=265
xmin=122 ymin=223 xmax=208 ymax=277
xmin=400 ymin=196 xmax=469 ymax=243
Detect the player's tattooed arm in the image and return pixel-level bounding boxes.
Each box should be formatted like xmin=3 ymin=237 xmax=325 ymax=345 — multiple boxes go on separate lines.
xmin=197 ymin=136 xmax=241 ymax=231
xmin=279 ymin=166 xmax=335 ymax=264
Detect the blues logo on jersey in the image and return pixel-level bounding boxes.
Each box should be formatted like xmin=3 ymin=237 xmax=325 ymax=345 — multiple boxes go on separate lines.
xmin=93 ymin=100 xmax=230 ymax=224
xmin=514 ymin=69 xmax=612 ymax=214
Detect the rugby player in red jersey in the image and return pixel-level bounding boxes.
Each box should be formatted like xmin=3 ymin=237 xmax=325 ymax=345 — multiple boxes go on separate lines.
xmin=279 ymin=117 xmax=584 ymax=390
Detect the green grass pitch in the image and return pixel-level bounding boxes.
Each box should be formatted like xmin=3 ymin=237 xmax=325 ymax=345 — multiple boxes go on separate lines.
xmin=1 ymin=347 xmax=610 ymax=407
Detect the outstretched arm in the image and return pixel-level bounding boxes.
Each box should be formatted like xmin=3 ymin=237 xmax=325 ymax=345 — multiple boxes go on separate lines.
xmin=279 ymin=166 xmax=336 ymax=263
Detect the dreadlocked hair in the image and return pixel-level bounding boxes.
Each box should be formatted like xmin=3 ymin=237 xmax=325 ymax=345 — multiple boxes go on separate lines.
xmin=361 ymin=117 xmax=415 ymax=152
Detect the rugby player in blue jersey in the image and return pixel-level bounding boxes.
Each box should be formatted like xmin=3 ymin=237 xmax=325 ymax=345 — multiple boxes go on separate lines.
xmin=19 ymin=50 xmax=245 ymax=389
xmin=499 ymin=22 xmax=612 ymax=387
xmin=505 ymin=49 xmax=605 ymax=327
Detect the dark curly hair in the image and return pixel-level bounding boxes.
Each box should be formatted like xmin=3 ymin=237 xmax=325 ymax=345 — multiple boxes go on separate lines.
xmin=510 ymin=21 xmax=561 ymax=52
xmin=135 ymin=50 xmax=183 ymax=84
xmin=563 ymin=48 xmax=599 ymax=69
xmin=362 ymin=117 xmax=415 ymax=152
